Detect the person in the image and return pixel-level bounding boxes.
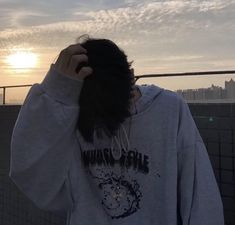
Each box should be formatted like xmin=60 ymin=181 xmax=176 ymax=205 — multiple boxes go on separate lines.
xmin=9 ymin=35 xmax=225 ymax=225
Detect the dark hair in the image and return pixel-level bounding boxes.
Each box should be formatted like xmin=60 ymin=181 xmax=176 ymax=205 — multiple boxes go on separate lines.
xmin=76 ymin=35 xmax=135 ymax=143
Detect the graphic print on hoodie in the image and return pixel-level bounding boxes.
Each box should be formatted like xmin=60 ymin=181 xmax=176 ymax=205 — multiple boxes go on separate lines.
xmin=77 ymin=128 xmax=151 ymax=219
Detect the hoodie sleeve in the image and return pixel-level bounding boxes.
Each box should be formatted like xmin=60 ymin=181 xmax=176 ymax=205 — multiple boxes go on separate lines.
xmin=9 ymin=64 xmax=84 ymax=214
xmin=176 ymin=95 xmax=225 ymax=225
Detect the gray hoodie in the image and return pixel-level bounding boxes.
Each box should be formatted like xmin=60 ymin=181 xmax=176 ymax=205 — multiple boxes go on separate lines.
xmin=9 ymin=64 xmax=225 ymax=225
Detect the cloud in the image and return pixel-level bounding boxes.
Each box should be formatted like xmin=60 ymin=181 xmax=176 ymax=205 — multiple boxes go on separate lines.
xmin=1 ymin=1 xmax=234 ymax=38
xmin=0 ymin=0 xmax=235 ymax=73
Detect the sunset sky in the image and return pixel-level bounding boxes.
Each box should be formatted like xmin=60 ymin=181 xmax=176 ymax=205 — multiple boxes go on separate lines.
xmin=0 ymin=0 xmax=235 ymax=103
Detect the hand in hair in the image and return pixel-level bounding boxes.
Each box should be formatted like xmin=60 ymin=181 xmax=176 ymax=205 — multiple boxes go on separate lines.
xmin=54 ymin=44 xmax=93 ymax=81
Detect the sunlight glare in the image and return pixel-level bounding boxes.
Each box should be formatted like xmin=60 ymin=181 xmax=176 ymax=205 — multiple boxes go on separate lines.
xmin=5 ymin=51 xmax=38 ymax=69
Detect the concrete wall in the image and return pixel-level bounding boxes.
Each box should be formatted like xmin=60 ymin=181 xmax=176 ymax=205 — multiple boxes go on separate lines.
xmin=0 ymin=105 xmax=66 ymax=225
xmin=0 ymin=104 xmax=234 ymax=225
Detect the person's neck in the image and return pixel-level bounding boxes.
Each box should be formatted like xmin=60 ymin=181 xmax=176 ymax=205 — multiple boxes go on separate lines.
xmin=132 ymin=85 xmax=141 ymax=102
xmin=129 ymin=85 xmax=142 ymax=113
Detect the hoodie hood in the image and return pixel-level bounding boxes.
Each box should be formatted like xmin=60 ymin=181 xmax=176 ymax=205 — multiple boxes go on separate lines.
xmin=131 ymin=84 xmax=164 ymax=115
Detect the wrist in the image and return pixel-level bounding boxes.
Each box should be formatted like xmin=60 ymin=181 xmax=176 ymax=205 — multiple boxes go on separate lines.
xmin=40 ymin=64 xmax=84 ymax=105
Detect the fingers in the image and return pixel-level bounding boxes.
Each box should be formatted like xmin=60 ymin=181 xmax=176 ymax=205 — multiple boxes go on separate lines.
xmin=56 ymin=44 xmax=87 ymax=71
xmin=68 ymin=54 xmax=93 ymax=79
xmin=63 ymin=44 xmax=87 ymax=57
xmin=68 ymin=54 xmax=88 ymax=73
xmin=54 ymin=44 xmax=93 ymax=80
xmin=77 ymin=67 xmax=93 ymax=79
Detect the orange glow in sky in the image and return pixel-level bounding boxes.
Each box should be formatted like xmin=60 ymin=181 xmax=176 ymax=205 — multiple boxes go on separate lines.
xmin=5 ymin=50 xmax=39 ymax=69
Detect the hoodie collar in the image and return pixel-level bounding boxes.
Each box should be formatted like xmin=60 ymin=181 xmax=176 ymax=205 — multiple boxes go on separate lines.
xmin=130 ymin=84 xmax=164 ymax=115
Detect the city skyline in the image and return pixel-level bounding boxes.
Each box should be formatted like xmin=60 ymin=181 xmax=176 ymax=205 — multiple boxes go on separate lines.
xmin=176 ymin=77 xmax=235 ymax=102
xmin=2 ymin=77 xmax=235 ymax=105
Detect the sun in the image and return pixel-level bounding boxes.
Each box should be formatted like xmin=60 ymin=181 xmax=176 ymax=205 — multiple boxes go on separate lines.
xmin=5 ymin=50 xmax=38 ymax=69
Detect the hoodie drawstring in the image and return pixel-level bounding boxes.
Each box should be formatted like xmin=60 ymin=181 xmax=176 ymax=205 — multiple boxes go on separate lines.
xmin=110 ymin=123 xmax=130 ymax=161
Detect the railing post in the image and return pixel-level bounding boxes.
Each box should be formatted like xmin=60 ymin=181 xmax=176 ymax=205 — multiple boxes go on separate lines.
xmin=3 ymin=87 xmax=5 ymax=105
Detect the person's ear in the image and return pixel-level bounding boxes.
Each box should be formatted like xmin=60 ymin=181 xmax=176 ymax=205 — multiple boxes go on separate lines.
xmin=130 ymin=68 xmax=136 ymax=84
xmin=131 ymin=68 xmax=134 ymax=75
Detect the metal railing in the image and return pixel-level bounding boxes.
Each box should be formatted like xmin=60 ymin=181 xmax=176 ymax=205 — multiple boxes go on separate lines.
xmin=1 ymin=70 xmax=235 ymax=105
xmin=134 ymin=70 xmax=235 ymax=81
xmin=0 ymin=84 xmax=33 ymax=105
